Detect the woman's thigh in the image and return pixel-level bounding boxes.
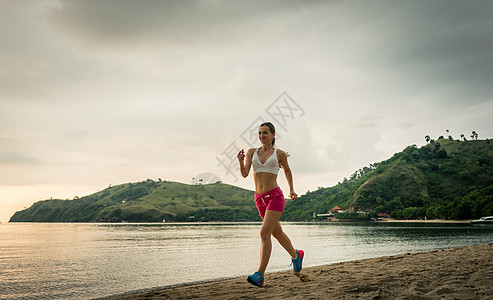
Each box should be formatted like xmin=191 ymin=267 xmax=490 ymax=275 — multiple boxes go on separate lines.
xmin=260 ymin=210 xmax=283 ymax=237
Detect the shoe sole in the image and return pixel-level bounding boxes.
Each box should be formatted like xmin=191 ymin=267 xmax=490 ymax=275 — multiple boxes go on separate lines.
xmin=247 ymin=277 xmax=263 ymax=287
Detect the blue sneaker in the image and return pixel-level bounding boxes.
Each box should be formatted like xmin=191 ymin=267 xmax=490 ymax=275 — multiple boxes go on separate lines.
xmin=291 ymin=250 xmax=304 ymax=272
xmin=247 ymin=271 xmax=264 ymax=287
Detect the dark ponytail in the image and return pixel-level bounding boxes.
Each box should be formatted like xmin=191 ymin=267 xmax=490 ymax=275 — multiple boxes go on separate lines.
xmin=260 ymin=122 xmax=276 ymax=146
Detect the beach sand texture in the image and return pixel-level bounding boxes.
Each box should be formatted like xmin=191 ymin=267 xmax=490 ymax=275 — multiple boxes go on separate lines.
xmin=101 ymin=243 xmax=493 ymax=300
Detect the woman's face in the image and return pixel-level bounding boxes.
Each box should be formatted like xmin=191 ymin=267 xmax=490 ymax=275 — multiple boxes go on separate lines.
xmin=258 ymin=125 xmax=274 ymax=145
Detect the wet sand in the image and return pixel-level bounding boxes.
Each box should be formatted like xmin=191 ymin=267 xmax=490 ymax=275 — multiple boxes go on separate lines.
xmin=100 ymin=243 xmax=493 ymax=300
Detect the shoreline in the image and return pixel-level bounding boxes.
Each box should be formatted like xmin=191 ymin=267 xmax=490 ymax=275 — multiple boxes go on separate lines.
xmin=378 ymin=218 xmax=473 ymax=223
xmin=98 ymin=243 xmax=493 ymax=300
xmin=4 ymin=219 xmax=475 ymax=224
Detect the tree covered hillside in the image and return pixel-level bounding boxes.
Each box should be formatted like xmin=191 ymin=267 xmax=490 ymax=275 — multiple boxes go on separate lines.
xmin=283 ymin=139 xmax=493 ymax=221
xmin=10 ymin=180 xmax=258 ymax=222
xmin=10 ymin=139 xmax=492 ymax=223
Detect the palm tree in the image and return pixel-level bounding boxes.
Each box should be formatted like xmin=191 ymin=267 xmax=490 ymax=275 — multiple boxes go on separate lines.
xmin=425 ymin=135 xmax=430 ymax=143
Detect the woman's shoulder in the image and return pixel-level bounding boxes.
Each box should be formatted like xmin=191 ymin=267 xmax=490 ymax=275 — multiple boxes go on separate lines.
xmin=246 ymin=148 xmax=257 ymax=155
xmin=277 ymin=148 xmax=290 ymax=158
xmin=276 ymin=148 xmax=288 ymax=157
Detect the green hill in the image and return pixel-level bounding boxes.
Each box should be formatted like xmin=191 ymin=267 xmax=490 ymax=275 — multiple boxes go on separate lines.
xmin=9 ymin=180 xmax=258 ymax=222
xmin=10 ymin=139 xmax=493 ymax=223
xmin=282 ymin=139 xmax=493 ymax=221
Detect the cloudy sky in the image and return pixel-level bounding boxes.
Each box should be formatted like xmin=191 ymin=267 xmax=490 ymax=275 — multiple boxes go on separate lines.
xmin=1 ymin=0 xmax=492 ymax=222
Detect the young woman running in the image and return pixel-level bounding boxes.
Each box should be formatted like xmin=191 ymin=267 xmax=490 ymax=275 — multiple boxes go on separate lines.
xmin=237 ymin=122 xmax=304 ymax=287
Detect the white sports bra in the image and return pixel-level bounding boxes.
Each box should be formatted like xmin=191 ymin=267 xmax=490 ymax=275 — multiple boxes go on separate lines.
xmin=252 ymin=148 xmax=280 ymax=175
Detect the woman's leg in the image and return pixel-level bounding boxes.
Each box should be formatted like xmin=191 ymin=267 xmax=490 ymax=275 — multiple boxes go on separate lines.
xmin=271 ymin=222 xmax=298 ymax=259
xmin=257 ymin=210 xmax=283 ymax=275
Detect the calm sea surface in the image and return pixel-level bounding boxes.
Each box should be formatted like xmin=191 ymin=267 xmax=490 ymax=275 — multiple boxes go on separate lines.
xmin=1 ymin=222 xmax=492 ymax=299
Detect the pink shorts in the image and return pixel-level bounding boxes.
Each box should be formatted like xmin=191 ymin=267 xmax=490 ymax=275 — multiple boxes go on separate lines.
xmin=254 ymin=187 xmax=285 ymax=218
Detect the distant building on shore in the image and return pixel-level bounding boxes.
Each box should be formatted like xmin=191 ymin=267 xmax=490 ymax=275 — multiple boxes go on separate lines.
xmin=331 ymin=206 xmax=345 ymax=214
xmin=377 ymin=212 xmax=390 ymax=218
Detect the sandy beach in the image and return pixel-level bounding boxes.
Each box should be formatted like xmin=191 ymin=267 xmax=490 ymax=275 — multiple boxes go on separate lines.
xmin=99 ymin=243 xmax=493 ymax=300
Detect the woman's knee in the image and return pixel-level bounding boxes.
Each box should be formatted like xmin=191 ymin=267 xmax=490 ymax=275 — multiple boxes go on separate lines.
xmin=260 ymin=227 xmax=273 ymax=239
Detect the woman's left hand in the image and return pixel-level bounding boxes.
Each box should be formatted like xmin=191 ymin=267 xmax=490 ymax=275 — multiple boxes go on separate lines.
xmin=290 ymin=191 xmax=297 ymax=200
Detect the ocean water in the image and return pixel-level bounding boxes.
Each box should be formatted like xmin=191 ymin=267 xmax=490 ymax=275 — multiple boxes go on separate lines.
xmin=0 ymin=222 xmax=492 ymax=299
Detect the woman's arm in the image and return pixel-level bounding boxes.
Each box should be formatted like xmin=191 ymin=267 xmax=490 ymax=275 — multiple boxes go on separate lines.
xmin=238 ymin=148 xmax=254 ymax=178
xmin=278 ymin=149 xmax=297 ymax=200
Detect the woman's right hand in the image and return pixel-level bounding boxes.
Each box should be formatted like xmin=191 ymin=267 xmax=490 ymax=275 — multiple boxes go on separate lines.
xmin=237 ymin=149 xmax=245 ymax=162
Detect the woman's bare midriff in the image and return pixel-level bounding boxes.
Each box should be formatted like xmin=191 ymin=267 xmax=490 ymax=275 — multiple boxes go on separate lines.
xmin=254 ymin=172 xmax=278 ymax=194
